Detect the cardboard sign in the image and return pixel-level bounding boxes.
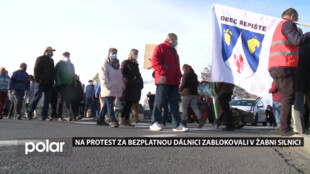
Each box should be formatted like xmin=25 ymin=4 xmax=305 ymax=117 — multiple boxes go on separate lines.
xmin=144 ymin=44 xmax=157 ymax=69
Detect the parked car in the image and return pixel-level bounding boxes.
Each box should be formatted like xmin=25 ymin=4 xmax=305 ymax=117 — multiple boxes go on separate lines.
xmin=230 ymin=98 xmax=267 ymax=126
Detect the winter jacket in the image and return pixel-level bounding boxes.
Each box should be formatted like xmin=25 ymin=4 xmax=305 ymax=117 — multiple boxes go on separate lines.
xmin=9 ymin=70 xmax=30 ymax=92
xmin=99 ymin=59 xmax=124 ymax=98
xmin=179 ymin=67 xmax=198 ymax=96
xmin=151 ymin=41 xmax=182 ymax=85
xmin=0 ymin=74 xmax=10 ymax=92
xmin=294 ymin=40 xmax=310 ymax=90
xmin=55 ymin=60 xmax=75 ymax=87
xmin=269 ymin=19 xmax=310 ymax=70
xmin=85 ymin=82 xmax=95 ymax=99
xmin=34 ymin=55 xmax=55 ymax=88
xmin=120 ymin=59 xmax=143 ymax=102
xmin=95 ymin=82 xmax=101 ymax=96
xmin=269 ymin=81 xmax=282 ymax=102
xmin=268 ymin=20 xmax=299 ymax=70
xmin=72 ymin=79 xmax=84 ymax=103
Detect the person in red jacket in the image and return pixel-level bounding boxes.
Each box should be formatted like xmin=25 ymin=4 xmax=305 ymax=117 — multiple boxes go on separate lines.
xmin=269 ymin=80 xmax=282 ymax=130
xmin=268 ymin=8 xmax=310 ymax=136
xmin=150 ymin=33 xmax=188 ymax=132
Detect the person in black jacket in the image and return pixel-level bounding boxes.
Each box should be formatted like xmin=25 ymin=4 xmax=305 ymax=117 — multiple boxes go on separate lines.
xmin=119 ymin=49 xmax=143 ymax=126
xmin=26 ymin=46 xmax=55 ymax=121
xmin=179 ymin=64 xmax=204 ymax=128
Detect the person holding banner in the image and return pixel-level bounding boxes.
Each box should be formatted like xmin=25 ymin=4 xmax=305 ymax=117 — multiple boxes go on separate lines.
xmin=268 ymin=8 xmax=310 ymax=136
xmin=150 ymin=33 xmax=188 ymax=132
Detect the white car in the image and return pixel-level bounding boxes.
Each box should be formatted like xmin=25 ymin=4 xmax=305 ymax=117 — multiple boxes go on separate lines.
xmin=230 ymin=98 xmax=267 ymax=126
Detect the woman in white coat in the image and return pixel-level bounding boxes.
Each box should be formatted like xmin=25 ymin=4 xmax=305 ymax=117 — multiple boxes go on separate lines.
xmin=97 ymin=48 xmax=124 ymax=127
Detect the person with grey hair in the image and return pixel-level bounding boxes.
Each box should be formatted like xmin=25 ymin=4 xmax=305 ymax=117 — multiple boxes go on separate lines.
xmin=268 ymin=8 xmax=310 ymax=136
xmin=26 ymin=46 xmax=55 ymax=121
xmin=8 ymin=63 xmax=30 ymax=120
xmin=150 ymin=33 xmax=188 ymax=132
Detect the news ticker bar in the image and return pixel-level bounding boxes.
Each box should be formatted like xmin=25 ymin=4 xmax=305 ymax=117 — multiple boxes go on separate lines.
xmin=72 ymin=137 xmax=304 ymax=147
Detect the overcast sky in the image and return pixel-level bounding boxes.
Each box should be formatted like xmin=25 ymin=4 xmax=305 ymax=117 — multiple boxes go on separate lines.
xmin=1 ymin=0 xmax=309 ymax=103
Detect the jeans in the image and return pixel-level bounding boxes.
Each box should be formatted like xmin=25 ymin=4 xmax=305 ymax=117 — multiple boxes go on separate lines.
xmin=13 ymin=90 xmax=25 ymax=115
xmin=98 ymin=97 xmax=116 ymax=122
xmin=84 ymin=97 xmax=96 ymax=117
xmin=27 ymin=84 xmax=52 ymax=119
xmin=181 ymin=95 xmax=201 ymax=120
xmin=151 ymin=85 xmax=181 ymax=127
xmin=273 ymin=101 xmax=281 ymax=127
xmin=270 ymin=68 xmax=295 ymax=133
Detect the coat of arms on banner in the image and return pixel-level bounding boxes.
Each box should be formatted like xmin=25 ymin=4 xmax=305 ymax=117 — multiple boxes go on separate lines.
xmin=221 ymin=24 xmax=265 ymax=78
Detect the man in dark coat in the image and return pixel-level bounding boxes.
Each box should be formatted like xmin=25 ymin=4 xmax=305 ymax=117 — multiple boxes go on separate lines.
xmin=26 ymin=46 xmax=55 ymax=121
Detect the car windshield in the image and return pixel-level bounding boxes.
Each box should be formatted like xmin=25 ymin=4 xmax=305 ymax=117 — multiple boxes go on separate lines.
xmin=230 ymin=100 xmax=255 ymax=106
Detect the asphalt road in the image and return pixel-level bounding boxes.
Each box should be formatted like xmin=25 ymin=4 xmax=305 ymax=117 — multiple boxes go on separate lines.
xmin=0 ymin=118 xmax=309 ymax=174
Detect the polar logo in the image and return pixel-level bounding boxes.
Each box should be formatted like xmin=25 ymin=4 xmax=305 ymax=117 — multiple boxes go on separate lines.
xmin=25 ymin=139 xmax=65 ymax=155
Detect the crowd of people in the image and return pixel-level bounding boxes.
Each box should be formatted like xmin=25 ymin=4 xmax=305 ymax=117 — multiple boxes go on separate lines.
xmin=0 ymin=33 xmax=204 ymax=133
xmin=1 ymin=7 xmax=310 ymax=136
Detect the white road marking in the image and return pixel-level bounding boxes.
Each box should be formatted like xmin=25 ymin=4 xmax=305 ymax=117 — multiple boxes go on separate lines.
xmin=143 ymin=134 xmax=178 ymax=137
xmin=0 ymin=140 xmax=40 ymax=147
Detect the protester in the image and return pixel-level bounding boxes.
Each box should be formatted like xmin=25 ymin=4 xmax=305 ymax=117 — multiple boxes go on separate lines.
xmin=50 ymin=85 xmax=58 ymax=121
xmin=71 ymin=75 xmax=84 ymax=120
xmin=268 ymin=8 xmax=310 ymax=136
xmin=55 ymin=52 xmax=76 ymax=121
xmin=269 ymin=80 xmax=282 ymax=130
xmin=214 ymin=82 xmax=235 ymax=131
xmin=150 ymin=33 xmax=188 ymax=132
xmin=265 ymin=105 xmax=276 ymax=126
xmin=119 ymin=49 xmax=143 ymax=126
xmin=293 ymin=38 xmax=310 ymax=134
xmin=0 ymin=67 xmax=10 ymax=119
xmin=78 ymin=80 xmax=96 ymax=120
xmin=179 ymin=64 xmax=204 ymax=128
xmin=26 ymin=46 xmax=55 ymax=121
xmin=24 ymin=75 xmax=37 ymax=118
xmin=97 ymin=48 xmax=124 ymax=127
xmin=8 ymin=63 xmax=30 ymax=120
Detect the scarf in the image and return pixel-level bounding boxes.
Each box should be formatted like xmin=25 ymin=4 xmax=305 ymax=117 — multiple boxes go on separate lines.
xmin=107 ymin=57 xmax=120 ymax=70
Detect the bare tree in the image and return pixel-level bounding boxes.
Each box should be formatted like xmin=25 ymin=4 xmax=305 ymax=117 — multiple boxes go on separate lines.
xmin=232 ymin=85 xmax=258 ymax=99
xmin=201 ymin=65 xmax=212 ymax=81
xmin=201 ymin=64 xmax=258 ymax=99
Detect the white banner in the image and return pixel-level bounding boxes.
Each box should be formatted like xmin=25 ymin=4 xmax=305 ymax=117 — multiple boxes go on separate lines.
xmin=211 ymin=4 xmax=282 ymax=97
